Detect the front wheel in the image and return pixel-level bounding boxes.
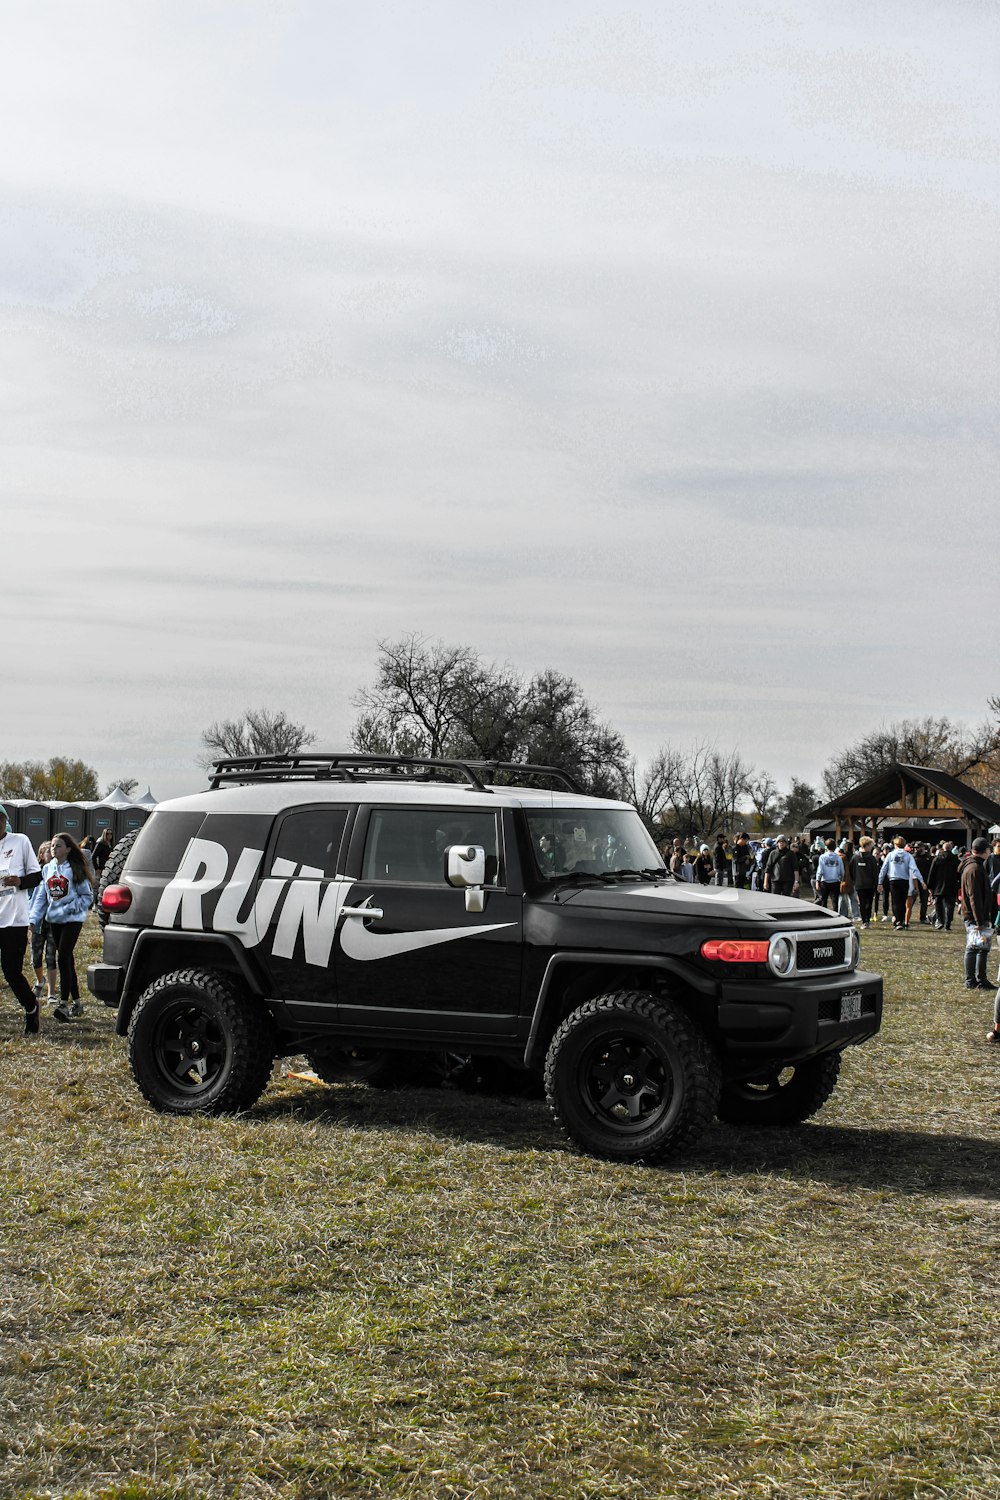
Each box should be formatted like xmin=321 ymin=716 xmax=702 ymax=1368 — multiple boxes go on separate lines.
xmin=716 ymin=1052 xmax=842 ymax=1127
xmin=544 ymin=990 xmax=721 ymax=1164
xmin=127 ymin=968 xmax=275 ymax=1115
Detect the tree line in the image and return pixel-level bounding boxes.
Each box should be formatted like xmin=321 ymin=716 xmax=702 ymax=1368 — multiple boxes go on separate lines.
xmin=198 ymin=636 xmax=1000 ymax=842
xmin=5 ymin=640 xmax=996 ymax=842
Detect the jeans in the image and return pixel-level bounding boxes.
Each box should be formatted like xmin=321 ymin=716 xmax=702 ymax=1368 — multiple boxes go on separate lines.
xmin=964 ymin=924 xmax=993 ymax=987
xmin=933 ymin=895 xmax=955 ymax=930
xmin=839 ymin=890 xmax=860 ymax=921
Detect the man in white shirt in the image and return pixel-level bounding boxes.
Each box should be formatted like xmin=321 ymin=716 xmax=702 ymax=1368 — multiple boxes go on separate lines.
xmin=0 ymin=804 xmax=43 ymax=1033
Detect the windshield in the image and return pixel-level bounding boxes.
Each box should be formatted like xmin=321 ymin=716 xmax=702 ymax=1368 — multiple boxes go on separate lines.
xmin=526 ymin=808 xmax=665 ymax=880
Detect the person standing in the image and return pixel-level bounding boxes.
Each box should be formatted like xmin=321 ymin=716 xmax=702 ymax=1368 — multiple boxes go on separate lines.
xmin=814 ymin=839 xmax=844 ymax=911
xmin=0 ymin=804 xmax=44 ymax=1034
xmin=912 ymin=842 xmax=933 ymax=924
xmin=985 ymin=840 xmax=1000 ymax=932
xmin=852 ymin=837 xmax=880 ymax=928
xmin=926 ymin=840 xmax=960 ymax=931
xmin=838 ymin=840 xmax=861 ymax=923
xmin=763 ymin=835 xmax=799 ymax=897
xmin=28 ymin=831 xmax=94 ymax=1023
xmin=712 ymin=835 xmax=733 ymax=887
xmin=732 ymin=832 xmax=754 ymax=889
xmin=962 ymin=838 xmax=998 ymax=1013
xmin=878 ymin=836 xmax=923 ymax=931
xmin=91 ymin=827 xmax=115 ymax=881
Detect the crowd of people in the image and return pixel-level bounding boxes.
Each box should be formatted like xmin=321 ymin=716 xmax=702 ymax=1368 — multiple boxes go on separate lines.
xmin=0 ymin=806 xmax=114 ymax=1034
xmin=665 ymin=830 xmax=1000 ymax=1031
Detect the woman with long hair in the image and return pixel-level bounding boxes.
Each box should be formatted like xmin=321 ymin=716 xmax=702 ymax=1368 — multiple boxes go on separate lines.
xmin=28 ymin=830 xmax=93 ymax=1023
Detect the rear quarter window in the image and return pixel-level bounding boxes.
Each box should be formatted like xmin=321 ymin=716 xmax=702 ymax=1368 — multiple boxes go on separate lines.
xmin=124 ymin=812 xmax=206 ymax=874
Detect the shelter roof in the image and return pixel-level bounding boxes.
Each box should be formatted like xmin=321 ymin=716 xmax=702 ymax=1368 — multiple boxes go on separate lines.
xmin=809 ymin=763 xmax=1000 ymax=826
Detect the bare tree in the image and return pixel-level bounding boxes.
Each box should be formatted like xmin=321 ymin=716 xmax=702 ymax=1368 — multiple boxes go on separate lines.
xmin=631 ymin=742 xmax=754 ymax=842
xmin=198 ymin=708 xmax=316 ymax=768
xmin=746 ymin=771 xmax=781 ymax=833
xmin=352 ymin=635 xmax=628 ymax=794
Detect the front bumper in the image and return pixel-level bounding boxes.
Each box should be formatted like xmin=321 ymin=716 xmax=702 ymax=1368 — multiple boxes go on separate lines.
xmin=716 ymin=967 xmax=882 ymax=1054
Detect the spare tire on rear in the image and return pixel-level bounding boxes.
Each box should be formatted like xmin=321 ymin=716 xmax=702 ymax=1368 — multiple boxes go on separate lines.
xmin=97 ymin=829 xmax=141 ymax=927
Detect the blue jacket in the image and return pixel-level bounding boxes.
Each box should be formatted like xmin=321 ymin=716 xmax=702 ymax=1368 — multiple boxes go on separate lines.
xmin=878 ymin=848 xmax=921 ymax=887
xmin=28 ymin=859 xmax=93 ymax=925
xmin=816 ymin=851 xmax=844 ymax=884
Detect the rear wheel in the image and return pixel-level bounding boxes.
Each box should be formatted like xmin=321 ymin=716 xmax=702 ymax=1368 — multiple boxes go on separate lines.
xmin=716 ymin=1052 xmax=842 ymax=1126
xmin=128 ymin=968 xmax=275 ymax=1115
xmin=544 ymin=990 xmax=721 ymax=1163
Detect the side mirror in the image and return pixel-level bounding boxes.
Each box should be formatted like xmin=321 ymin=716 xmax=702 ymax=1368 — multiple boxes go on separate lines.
xmin=445 ymin=845 xmax=487 ymax=913
xmin=446 ymin=845 xmax=486 ymax=888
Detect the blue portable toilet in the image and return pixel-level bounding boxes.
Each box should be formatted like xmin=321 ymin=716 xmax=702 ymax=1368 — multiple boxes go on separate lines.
xmin=16 ymin=803 xmax=51 ymax=850
xmin=116 ymin=803 xmax=151 ymax=842
xmin=51 ymin=802 xmax=89 ymax=844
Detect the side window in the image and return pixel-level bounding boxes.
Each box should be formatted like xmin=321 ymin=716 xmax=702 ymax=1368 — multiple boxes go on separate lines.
xmin=361 ymin=809 xmax=501 ymax=886
xmin=126 ymin=812 xmax=206 ymax=873
xmin=273 ymin=808 xmax=349 ymax=878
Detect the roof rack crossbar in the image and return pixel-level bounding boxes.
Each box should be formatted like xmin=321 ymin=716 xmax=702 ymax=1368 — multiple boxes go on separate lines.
xmin=207 ymin=752 xmax=583 ymax=794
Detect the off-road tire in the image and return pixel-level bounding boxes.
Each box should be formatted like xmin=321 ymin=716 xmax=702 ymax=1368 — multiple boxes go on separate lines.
xmin=544 ymin=990 xmax=721 ymax=1163
xmin=127 ymin=968 xmax=275 ymax=1115
xmin=96 ymin=829 xmax=141 ymax=928
xmin=716 ymin=1052 xmax=842 ymax=1127
xmin=306 ymin=1045 xmax=409 ymax=1089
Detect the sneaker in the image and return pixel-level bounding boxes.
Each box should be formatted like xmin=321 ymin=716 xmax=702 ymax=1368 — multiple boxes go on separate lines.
xmin=987 ymin=1028 xmax=1000 ymax=1044
xmin=69 ymin=1001 xmax=84 ymax=1017
xmin=23 ymin=1002 xmax=39 ymax=1036
xmin=32 ymin=980 xmax=44 ymax=998
xmin=978 ymin=980 xmax=998 ymax=991
xmin=52 ymin=1004 xmax=73 ymax=1023
xmin=966 ymin=982 xmax=978 ymax=990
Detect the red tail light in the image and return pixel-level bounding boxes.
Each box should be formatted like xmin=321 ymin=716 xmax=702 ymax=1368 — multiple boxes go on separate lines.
xmin=101 ymin=884 xmax=132 ymax=913
xmin=700 ymin=939 xmax=769 ymax=963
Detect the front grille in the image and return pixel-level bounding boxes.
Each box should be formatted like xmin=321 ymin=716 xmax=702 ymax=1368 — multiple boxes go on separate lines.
xmin=796 ymin=934 xmax=850 ymax=972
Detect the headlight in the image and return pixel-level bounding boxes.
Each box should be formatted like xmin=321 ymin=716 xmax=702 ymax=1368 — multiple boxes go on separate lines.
xmin=851 ymin=929 xmax=860 ymax=969
xmin=768 ymin=935 xmax=794 ymax=977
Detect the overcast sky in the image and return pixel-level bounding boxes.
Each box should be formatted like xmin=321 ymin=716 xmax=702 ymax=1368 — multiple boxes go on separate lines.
xmin=2 ymin=0 xmax=997 ymax=802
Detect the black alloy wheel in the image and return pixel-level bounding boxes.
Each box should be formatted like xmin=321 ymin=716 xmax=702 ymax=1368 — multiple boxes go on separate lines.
xmin=716 ymin=1052 xmax=842 ymax=1127
xmin=128 ymin=968 xmax=275 ymax=1115
xmin=544 ymin=990 xmax=721 ymax=1164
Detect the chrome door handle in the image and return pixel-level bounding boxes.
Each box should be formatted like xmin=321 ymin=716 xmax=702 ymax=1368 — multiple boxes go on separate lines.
xmin=341 ymin=906 xmax=384 ymax=919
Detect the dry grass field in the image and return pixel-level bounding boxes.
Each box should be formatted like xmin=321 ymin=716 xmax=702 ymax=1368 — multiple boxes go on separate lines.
xmin=1 ymin=915 xmax=999 ymax=1500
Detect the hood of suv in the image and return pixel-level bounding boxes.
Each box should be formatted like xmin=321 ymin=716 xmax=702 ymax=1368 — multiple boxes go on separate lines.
xmin=555 ymin=881 xmax=851 ymax=927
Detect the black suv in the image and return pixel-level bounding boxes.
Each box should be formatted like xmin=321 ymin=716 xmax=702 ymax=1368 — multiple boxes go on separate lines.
xmin=88 ymin=754 xmax=882 ymax=1163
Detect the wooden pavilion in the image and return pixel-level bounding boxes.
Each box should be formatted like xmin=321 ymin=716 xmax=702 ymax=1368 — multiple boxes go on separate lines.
xmin=806 ymin=764 xmax=1000 ymax=847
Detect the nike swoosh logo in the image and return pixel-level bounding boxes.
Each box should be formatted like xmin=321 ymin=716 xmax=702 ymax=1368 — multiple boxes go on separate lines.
xmin=339 ymin=897 xmax=515 ymax=963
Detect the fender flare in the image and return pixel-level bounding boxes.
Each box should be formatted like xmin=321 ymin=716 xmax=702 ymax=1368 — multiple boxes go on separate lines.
xmin=117 ymin=929 xmax=269 ymax=1034
xmin=522 ymin=951 xmax=718 ymax=1069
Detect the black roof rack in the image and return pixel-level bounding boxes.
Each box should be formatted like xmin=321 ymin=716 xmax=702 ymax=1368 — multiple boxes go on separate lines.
xmin=207 ymin=752 xmax=583 ymax=795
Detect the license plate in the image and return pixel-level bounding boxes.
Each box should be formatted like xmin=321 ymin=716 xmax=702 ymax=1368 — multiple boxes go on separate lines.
xmin=840 ymin=989 xmax=863 ymax=1022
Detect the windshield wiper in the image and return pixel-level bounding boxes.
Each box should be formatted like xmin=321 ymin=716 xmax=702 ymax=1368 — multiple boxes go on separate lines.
xmin=599 ymin=868 xmax=666 ymax=883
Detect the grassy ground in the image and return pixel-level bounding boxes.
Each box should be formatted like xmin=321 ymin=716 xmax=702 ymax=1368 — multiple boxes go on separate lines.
xmin=1 ymin=916 xmax=998 ymax=1500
